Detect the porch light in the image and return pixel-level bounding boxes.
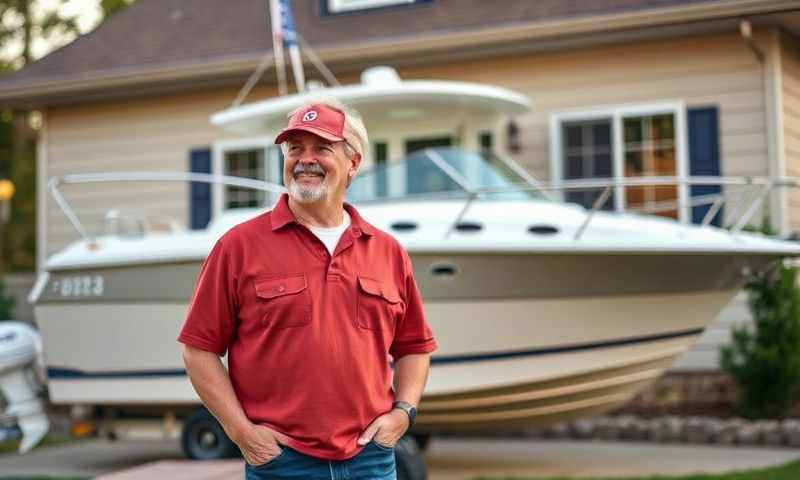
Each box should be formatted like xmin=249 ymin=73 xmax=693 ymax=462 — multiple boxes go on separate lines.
xmin=0 ymin=179 xmax=13 ymax=224
xmin=0 ymin=179 xmax=13 ymax=201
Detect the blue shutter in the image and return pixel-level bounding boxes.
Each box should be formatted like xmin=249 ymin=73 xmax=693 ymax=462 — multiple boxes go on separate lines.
xmin=688 ymin=107 xmax=722 ymax=226
xmin=189 ymin=148 xmax=212 ymax=230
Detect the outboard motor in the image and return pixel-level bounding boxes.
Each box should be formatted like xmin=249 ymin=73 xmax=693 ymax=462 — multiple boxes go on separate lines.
xmin=0 ymin=321 xmax=49 ymax=453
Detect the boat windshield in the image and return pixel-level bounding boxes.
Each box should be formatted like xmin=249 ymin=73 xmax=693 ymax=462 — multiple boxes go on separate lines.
xmin=347 ymin=147 xmax=546 ymax=203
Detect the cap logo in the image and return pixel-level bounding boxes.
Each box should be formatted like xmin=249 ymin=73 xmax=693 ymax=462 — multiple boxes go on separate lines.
xmin=302 ymin=110 xmax=318 ymax=122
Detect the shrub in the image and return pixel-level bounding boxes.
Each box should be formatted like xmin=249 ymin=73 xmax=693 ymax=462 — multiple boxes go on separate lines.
xmin=0 ymin=276 xmax=14 ymax=320
xmin=720 ymin=260 xmax=800 ymax=418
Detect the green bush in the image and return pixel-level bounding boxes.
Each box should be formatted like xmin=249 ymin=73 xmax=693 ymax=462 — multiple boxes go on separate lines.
xmin=720 ymin=261 xmax=800 ymax=418
xmin=0 ymin=276 xmax=14 ymax=320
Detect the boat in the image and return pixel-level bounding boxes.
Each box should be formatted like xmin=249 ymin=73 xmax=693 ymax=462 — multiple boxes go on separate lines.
xmin=27 ymin=64 xmax=800 ymax=453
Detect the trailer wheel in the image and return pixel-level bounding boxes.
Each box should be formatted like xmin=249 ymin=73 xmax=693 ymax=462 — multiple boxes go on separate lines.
xmin=410 ymin=432 xmax=431 ymax=452
xmin=396 ymin=434 xmax=427 ymax=480
xmin=181 ymin=407 xmax=240 ymax=460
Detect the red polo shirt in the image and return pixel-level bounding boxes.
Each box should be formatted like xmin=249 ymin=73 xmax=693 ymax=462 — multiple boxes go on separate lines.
xmin=177 ymin=194 xmax=437 ymax=460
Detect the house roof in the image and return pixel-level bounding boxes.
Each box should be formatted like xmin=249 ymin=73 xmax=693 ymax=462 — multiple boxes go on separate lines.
xmin=2 ymin=0 xmax=799 ymax=107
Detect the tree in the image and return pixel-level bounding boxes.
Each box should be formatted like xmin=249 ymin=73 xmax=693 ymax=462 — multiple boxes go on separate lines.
xmin=0 ymin=1 xmax=80 ymax=274
xmin=0 ymin=1 xmax=79 ymax=68
xmin=0 ymin=276 xmax=15 ymax=320
xmin=101 ymin=0 xmax=135 ymax=20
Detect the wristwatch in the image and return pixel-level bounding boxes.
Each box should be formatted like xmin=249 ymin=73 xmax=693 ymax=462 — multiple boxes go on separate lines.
xmin=392 ymin=401 xmax=417 ymax=426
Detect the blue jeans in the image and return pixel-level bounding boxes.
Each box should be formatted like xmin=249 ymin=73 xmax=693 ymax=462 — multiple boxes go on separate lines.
xmin=244 ymin=440 xmax=397 ymax=480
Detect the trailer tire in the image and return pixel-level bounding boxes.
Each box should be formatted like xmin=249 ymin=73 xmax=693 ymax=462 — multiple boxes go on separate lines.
xmin=181 ymin=407 xmax=240 ymax=460
xmin=396 ymin=434 xmax=427 ymax=480
xmin=410 ymin=432 xmax=431 ymax=452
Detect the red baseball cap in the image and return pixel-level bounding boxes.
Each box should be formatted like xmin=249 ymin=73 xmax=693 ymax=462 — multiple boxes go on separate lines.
xmin=274 ymin=104 xmax=346 ymax=145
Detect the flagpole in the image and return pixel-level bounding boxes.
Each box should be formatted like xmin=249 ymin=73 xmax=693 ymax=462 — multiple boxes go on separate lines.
xmin=268 ymin=0 xmax=288 ymax=96
xmin=279 ymin=0 xmax=306 ymax=93
xmin=288 ymin=44 xmax=306 ymax=93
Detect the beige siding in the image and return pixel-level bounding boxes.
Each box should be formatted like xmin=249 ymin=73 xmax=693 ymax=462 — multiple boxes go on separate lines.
xmin=782 ymin=33 xmax=800 ymax=232
xmin=671 ymin=292 xmax=752 ymax=372
xmin=403 ymin=31 xmax=769 ymax=223
xmin=45 ymin=86 xmax=274 ymax=256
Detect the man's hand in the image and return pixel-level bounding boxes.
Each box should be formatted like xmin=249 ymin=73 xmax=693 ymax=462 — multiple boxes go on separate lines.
xmin=357 ymin=408 xmax=410 ymax=447
xmin=233 ymin=423 xmax=290 ymax=466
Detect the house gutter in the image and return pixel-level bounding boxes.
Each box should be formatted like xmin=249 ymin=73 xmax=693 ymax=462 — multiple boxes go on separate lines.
xmin=1 ymin=0 xmax=799 ymax=105
xmin=746 ymin=24 xmax=788 ymax=236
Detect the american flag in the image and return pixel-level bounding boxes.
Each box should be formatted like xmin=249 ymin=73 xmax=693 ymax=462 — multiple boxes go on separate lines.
xmin=279 ymin=0 xmax=297 ymax=48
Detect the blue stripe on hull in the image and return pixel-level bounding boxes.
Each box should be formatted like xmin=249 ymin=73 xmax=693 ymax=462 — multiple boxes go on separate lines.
xmin=47 ymin=328 xmax=703 ymax=379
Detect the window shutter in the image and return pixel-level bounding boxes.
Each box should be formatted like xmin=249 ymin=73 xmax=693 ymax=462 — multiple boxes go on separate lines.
xmin=189 ymin=148 xmax=212 ymax=230
xmin=688 ymin=107 xmax=721 ymax=226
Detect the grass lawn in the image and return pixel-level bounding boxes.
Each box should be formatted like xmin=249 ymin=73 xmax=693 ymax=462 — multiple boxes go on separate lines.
xmin=472 ymin=458 xmax=800 ymax=480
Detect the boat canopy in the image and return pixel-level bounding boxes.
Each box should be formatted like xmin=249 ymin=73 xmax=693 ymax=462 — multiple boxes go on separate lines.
xmin=210 ymin=66 xmax=531 ymax=137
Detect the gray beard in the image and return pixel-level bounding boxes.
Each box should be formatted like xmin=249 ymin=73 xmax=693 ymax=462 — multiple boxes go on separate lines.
xmin=288 ymin=179 xmax=328 ymax=203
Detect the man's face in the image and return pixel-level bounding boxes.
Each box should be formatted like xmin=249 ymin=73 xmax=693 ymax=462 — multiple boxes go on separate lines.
xmin=283 ymin=131 xmax=359 ymax=204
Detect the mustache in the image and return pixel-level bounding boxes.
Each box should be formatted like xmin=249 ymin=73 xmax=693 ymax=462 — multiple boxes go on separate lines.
xmin=292 ymin=163 xmax=326 ymax=176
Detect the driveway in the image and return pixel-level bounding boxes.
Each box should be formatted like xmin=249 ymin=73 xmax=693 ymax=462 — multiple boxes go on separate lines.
xmin=1 ymin=436 xmax=799 ymax=479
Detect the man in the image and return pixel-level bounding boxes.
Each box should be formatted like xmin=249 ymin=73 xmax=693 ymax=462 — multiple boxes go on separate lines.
xmin=178 ymin=98 xmax=437 ymax=480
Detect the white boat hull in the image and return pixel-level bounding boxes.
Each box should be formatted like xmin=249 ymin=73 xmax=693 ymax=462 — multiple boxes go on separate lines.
xmin=36 ymin=280 xmax=736 ymax=431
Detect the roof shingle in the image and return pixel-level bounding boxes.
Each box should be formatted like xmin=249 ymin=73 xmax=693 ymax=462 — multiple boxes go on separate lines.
xmin=0 ymin=0 xmax=761 ymax=96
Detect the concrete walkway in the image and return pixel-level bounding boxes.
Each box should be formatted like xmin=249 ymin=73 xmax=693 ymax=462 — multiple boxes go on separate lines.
xmin=1 ymin=437 xmax=799 ymax=479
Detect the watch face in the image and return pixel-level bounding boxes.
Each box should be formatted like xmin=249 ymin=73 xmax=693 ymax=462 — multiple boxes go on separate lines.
xmin=394 ymin=401 xmax=416 ymax=424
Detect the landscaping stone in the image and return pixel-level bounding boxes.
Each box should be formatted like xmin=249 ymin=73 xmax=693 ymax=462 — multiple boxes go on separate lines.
xmin=594 ymin=416 xmax=620 ymax=440
xmin=684 ymin=416 xmax=711 ymax=443
xmin=735 ymin=422 xmax=761 ymax=445
xmin=554 ymin=414 xmax=800 ymax=448
xmin=712 ymin=418 xmax=742 ymax=445
xmin=652 ymin=416 xmax=684 ymax=443
xmin=782 ymin=419 xmax=800 ymax=447
xmin=543 ymin=422 xmax=569 ymax=439
xmin=761 ymin=420 xmax=783 ymax=446
xmin=569 ymin=418 xmax=595 ymax=439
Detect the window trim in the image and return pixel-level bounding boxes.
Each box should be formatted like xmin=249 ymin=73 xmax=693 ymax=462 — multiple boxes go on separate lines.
xmin=549 ymin=101 xmax=689 ymax=223
xmin=212 ymin=137 xmax=279 ymax=218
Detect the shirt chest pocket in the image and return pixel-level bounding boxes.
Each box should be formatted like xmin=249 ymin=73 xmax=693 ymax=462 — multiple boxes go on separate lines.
xmin=357 ymin=276 xmax=403 ymax=332
xmin=253 ymin=274 xmax=312 ymax=329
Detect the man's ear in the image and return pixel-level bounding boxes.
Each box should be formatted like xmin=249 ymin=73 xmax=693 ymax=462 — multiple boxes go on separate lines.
xmin=346 ymin=152 xmax=361 ymax=188
xmin=350 ymin=152 xmax=362 ymax=177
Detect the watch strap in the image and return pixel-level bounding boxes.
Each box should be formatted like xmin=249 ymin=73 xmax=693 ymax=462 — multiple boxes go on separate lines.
xmin=392 ymin=401 xmax=416 ymax=426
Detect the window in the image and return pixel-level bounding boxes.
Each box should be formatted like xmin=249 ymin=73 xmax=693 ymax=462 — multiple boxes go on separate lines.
xmin=550 ymin=102 xmax=689 ymax=222
xmin=224 ymin=149 xmax=266 ymax=209
xmin=325 ymin=0 xmax=431 ymax=14
xmin=212 ymin=138 xmax=283 ymax=216
xmin=562 ymin=119 xmax=614 ymax=211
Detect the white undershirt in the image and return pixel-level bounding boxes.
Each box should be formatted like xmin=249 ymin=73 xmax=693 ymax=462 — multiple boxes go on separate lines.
xmin=307 ymin=210 xmax=351 ymax=255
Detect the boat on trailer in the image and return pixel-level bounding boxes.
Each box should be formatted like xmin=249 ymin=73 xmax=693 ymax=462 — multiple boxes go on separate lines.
xmin=22 ymin=67 xmax=800 ymax=461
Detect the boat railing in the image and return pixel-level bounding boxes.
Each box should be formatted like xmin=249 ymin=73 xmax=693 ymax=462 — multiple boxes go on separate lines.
xmin=47 ymin=166 xmax=795 ymax=244
xmin=46 ymin=172 xmax=287 ymax=242
xmin=413 ymin=148 xmax=790 ymax=240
